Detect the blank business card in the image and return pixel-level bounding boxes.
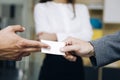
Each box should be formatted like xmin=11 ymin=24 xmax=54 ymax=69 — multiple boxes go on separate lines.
xmin=41 ymin=40 xmax=65 ymax=55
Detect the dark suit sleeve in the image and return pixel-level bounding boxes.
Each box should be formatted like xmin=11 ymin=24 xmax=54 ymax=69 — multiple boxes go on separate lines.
xmin=89 ymin=31 xmax=120 ymax=67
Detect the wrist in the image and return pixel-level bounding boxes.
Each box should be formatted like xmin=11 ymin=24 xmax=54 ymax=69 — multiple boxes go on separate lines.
xmin=88 ymin=42 xmax=95 ymax=57
xmin=52 ymin=33 xmax=57 ymax=41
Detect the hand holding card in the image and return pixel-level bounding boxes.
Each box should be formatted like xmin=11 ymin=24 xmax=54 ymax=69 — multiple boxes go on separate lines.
xmin=41 ymin=40 xmax=65 ymax=55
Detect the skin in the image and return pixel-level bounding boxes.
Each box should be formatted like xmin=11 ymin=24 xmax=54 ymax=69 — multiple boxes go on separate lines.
xmin=37 ymin=32 xmax=57 ymax=41
xmin=0 ymin=25 xmax=49 ymax=60
xmin=60 ymin=37 xmax=94 ymax=62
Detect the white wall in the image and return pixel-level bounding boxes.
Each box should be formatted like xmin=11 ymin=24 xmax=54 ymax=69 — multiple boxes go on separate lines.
xmin=103 ymin=0 xmax=120 ymax=23
xmin=0 ymin=0 xmax=23 ymax=5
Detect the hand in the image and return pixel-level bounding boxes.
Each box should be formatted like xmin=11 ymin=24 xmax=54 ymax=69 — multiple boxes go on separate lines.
xmin=0 ymin=25 xmax=49 ymax=60
xmin=37 ymin=32 xmax=57 ymax=41
xmin=60 ymin=37 xmax=94 ymax=62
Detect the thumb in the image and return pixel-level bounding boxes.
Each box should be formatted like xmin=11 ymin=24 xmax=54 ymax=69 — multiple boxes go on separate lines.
xmin=60 ymin=46 xmax=73 ymax=52
xmin=9 ymin=25 xmax=25 ymax=33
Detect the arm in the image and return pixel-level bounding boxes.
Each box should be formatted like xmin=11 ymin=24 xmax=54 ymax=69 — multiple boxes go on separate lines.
xmin=90 ymin=31 xmax=120 ymax=67
xmin=61 ymin=31 xmax=120 ymax=67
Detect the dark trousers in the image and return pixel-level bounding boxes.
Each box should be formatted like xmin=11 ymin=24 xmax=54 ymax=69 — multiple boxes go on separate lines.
xmin=39 ymin=54 xmax=85 ymax=80
xmin=0 ymin=61 xmax=16 ymax=69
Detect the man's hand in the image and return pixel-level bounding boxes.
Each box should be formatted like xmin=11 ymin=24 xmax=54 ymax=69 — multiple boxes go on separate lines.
xmin=0 ymin=25 xmax=49 ymax=60
xmin=60 ymin=37 xmax=94 ymax=62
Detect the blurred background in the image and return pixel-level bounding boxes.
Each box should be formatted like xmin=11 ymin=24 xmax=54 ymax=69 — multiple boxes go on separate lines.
xmin=0 ymin=0 xmax=120 ymax=80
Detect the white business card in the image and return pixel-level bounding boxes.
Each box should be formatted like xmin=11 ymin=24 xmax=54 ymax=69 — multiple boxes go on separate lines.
xmin=41 ymin=40 xmax=65 ymax=55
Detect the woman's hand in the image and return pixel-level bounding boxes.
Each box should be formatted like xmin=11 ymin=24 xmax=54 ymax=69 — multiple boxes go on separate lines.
xmin=37 ymin=32 xmax=57 ymax=41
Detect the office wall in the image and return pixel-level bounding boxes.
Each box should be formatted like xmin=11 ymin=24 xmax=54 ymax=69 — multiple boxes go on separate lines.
xmin=0 ymin=6 xmax=2 ymax=16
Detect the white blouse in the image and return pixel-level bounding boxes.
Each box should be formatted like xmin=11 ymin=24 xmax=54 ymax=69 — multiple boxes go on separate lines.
xmin=34 ymin=1 xmax=93 ymax=41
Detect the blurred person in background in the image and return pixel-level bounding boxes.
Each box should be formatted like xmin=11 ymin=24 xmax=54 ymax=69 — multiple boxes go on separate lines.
xmin=34 ymin=0 xmax=93 ymax=80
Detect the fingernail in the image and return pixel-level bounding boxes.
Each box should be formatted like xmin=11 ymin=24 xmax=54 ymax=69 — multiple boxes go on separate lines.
xmin=22 ymin=27 xmax=25 ymax=30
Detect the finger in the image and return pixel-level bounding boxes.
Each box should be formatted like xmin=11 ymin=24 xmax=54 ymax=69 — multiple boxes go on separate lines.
xmin=21 ymin=39 xmax=50 ymax=48
xmin=35 ymin=36 xmax=40 ymax=41
xmin=8 ymin=25 xmax=25 ymax=33
xmin=37 ymin=32 xmax=43 ymax=36
xmin=65 ymin=55 xmax=77 ymax=62
xmin=64 ymin=52 xmax=76 ymax=61
xmin=71 ymin=56 xmax=77 ymax=61
xmin=67 ymin=55 xmax=76 ymax=61
xmin=13 ymin=52 xmax=25 ymax=61
xmin=14 ymin=52 xmax=30 ymax=61
xmin=22 ymin=52 xmax=31 ymax=57
xmin=22 ymin=48 xmax=41 ymax=52
xmin=15 ymin=52 xmax=28 ymax=61
xmin=63 ymin=52 xmax=70 ymax=59
xmin=16 ymin=57 xmax=22 ymax=61
xmin=62 ymin=39 xmax=73 ymax=47
xmin=60 ymin=45 xmax=78 ymax=52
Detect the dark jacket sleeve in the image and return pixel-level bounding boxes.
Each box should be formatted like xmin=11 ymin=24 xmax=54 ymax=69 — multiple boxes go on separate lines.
xmin=89 ymin=31 xmax=120 ymax=67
